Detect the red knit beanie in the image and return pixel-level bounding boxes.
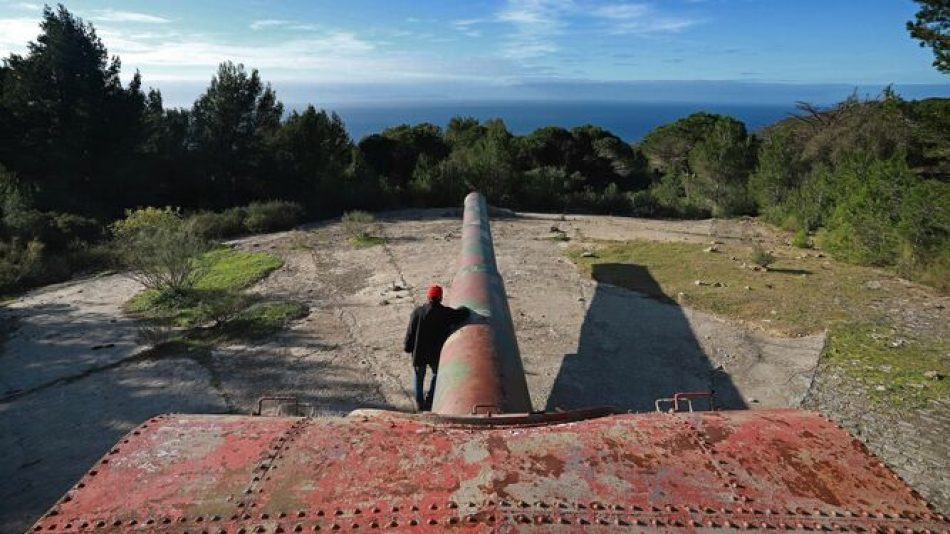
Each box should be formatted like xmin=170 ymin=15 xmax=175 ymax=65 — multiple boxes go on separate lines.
xmin=426 ymin=284 xmax=443 ymax=300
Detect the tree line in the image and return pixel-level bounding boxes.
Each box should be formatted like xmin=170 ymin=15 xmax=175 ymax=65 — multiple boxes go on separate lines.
xmin=1 ymin=5 xmax=947 ymax=293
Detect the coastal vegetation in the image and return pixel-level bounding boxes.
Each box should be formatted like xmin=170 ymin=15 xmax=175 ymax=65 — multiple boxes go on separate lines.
xmin=1 ymin=5 xmax=947 ymax=295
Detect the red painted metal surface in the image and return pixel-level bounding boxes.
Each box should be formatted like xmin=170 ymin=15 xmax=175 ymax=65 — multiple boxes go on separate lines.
xmin=432 ymin=192 xmax=532 ymax=416
xmin=31 ymin=409 xmax=947 ymax=532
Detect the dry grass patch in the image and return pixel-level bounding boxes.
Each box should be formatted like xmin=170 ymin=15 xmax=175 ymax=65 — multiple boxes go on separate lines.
xmin=567 ymin=239 xmax=948 ymax=407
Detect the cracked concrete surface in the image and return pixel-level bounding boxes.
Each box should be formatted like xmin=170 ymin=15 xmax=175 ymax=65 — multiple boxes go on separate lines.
xmin=0 ymin=211 xmax=827 ymax=531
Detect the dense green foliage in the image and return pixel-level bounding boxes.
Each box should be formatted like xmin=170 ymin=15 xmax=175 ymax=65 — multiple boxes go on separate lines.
xmin=906 ymin=0 xmax=949 ymax=73
xmin=1 ymin=6 xmax=947 ymax=295
xmin=750 ymin=93 xmax=949 ymax=287
xmin=640 ymin=113 xmax=756 ymax=217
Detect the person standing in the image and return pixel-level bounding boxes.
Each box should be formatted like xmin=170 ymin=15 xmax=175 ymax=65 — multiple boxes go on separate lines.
xmin=404 ymin=284 xmax=470 ymax=412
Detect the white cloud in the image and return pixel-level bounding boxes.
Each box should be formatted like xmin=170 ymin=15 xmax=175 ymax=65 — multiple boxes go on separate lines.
xmin=497 ymin=0 xmax=573 ymax=59
xmin=0 ymin=11 xmax=519 ymax=85
xmin=250 ymin=19 xmax=290 ymax=30
xmin=0 ymin=17 xmax=39 ymax=54
xmin=92 ymin=10 xmax=170 ymax=24
xmin=250 ymin=19 xmax=320 ymax=31
xmin=592 ymin=4 xmax=650 ymax=20
xmin=10 ymin=2 xmax=42 ymax=10
xmin=590 ymin=3 xmax=698 ymax=34
xmin=452 ymin=19 xmax=485 ymax=38
xmin=495 ymin=0 xmax=697 ymax=60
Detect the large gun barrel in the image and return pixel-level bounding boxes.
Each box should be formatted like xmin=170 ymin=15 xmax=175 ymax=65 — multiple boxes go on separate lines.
xmin=431 ymin=192 xmax=533 ymax=416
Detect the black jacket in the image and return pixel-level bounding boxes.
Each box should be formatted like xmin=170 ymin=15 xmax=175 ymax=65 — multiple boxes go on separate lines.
xmin=404 ymin=301 xmax=470 ymax=370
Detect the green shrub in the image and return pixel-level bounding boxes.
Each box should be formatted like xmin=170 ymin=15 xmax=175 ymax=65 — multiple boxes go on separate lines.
xmin=186 ymin=208 xmax=247 ymax=239
xmin=628 ymin=190 xmax=660 ymax=217
xmin=194 ymin=289 xmax=253 ymax=327
xmin=896 ymin=179 xmax=949 ymax=280
xmin=112 ymin=207 xmax=210 ymax=293
xmin=341 ymin=210 xmax=376 ymax=239
xmin=751 ymin=246 xmax=775 ymax=268
xmin=792 ymin=229 xmax=812 ymax=249
xmin=51 ymin=212 xmax=102 ymax=242
xmin=0 ymin=238 xmax=44 ymax=291
xmin=243 ymin=201 xmax=304 ymax=234
xmin=822 ymin=156 xmax=910 ymax=266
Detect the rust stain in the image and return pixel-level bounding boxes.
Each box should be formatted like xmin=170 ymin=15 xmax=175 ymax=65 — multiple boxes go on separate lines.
xmin=771 ymin=439 xmax=843 ymax=506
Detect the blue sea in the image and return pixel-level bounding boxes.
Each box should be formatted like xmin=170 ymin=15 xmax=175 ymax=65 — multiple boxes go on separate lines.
xmin=316 ymin=101 xmax=798 ymax=142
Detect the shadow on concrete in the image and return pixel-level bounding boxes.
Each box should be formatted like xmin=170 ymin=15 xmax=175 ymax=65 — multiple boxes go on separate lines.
xmin=546 ymin=263 xmax=746 ymax=413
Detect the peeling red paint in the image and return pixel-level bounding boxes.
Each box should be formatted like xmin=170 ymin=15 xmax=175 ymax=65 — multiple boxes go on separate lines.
xmin=31 ymin=409 xmax=947 ymax=532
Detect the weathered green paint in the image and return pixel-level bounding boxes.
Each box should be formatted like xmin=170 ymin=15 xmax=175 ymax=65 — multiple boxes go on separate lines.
xmin=431 ymin=192 xmax=532 ymax=415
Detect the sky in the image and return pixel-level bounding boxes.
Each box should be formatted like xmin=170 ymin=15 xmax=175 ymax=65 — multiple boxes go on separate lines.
xmin=0 ymin=0 xmax=947 ymax=106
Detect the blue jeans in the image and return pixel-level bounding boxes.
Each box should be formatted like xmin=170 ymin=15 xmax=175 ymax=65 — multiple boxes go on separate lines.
xmin=414 ymin=365 xmax=437 ymax=411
